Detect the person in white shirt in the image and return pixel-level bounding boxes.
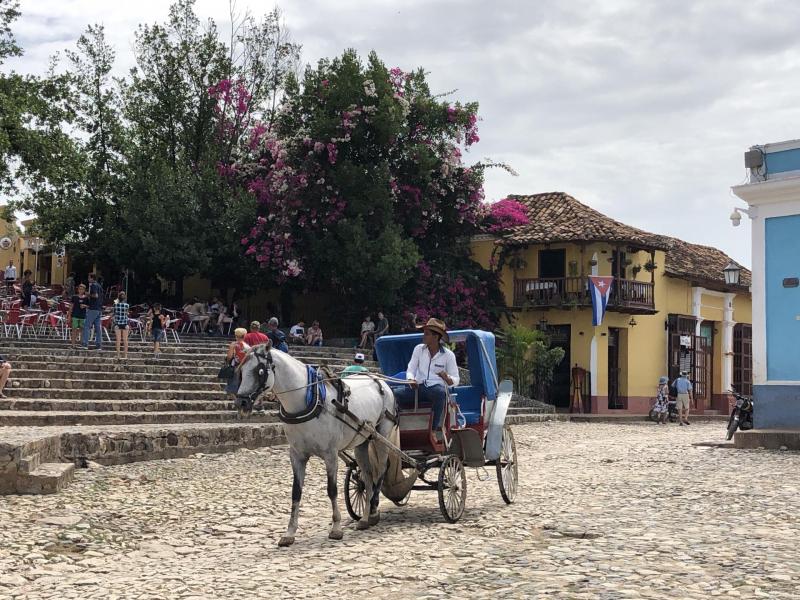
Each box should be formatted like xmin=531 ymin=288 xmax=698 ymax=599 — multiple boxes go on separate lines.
xmin=289 ymin=321 xmax=306 ymax=344
xmin=4 ymin=260 xmax=16 ymax=294
xmin=391 ymin=318 xmax=459 ymax=436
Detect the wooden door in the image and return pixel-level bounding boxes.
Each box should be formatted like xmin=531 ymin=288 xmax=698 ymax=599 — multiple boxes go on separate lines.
xmin=608 ymin=328 xmax=622 ymax=409
xmin=733 ymin=324 xmax=753 ymax=396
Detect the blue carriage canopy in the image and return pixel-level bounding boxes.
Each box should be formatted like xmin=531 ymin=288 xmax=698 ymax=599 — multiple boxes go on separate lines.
xmin=374 ymin=329 xmax=499 ymax=401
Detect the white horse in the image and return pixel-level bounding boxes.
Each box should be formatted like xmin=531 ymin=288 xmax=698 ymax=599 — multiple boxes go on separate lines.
xmin=236 ymin=344 xmax=396 ymax=546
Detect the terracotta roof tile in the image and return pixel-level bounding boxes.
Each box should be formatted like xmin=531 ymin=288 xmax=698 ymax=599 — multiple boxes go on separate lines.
xmin=662 ymin=236 xmax=751 ymax=288
xmin=496 ymin=192 xmax=751 ymax=289
xmin=500 ymin=192 xmax=669 ymax=249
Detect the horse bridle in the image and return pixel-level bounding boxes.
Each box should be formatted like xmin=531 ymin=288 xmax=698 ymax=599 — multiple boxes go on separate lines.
xmin=239 ymin=348 xmax=275 ymax=405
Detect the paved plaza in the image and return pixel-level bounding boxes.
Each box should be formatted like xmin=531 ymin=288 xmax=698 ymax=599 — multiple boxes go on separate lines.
xmin=0 ymin=421 xmax=798 ymax=599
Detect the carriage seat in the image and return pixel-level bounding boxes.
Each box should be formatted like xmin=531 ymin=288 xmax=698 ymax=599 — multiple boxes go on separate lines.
xmin=451 ymin=386 xmax=483 ymax=426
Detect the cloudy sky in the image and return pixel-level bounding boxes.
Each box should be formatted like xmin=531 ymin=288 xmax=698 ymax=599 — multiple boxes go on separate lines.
xmin=8 ymin=0 xmax=800 ymax=268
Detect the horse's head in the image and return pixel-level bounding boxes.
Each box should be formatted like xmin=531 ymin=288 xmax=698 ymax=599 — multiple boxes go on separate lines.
xmin=237 ymin=343 xmax=275 ymax=405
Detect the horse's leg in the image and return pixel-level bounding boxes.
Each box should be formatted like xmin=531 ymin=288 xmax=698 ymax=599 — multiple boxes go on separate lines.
xmin=324 ymin=451 xmax=343 ymax=541
xmin=368 ymin=419 xmax=394 ymax=526
xmin=353 ymin=442 xmax=374 ymax=531
xmin=278 ymin=448 xmax=308 ymax=547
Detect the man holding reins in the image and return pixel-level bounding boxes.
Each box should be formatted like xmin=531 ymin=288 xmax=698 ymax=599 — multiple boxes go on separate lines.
xmin=391 ymin=318 xmax=459 ymax=439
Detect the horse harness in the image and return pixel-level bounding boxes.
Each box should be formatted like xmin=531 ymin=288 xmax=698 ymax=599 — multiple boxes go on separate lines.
xmin=246 ymin=349 xmax=397 ymax=431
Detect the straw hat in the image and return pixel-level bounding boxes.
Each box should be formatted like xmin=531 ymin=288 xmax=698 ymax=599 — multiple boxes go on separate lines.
xmin=418 ymin=318 xmax=449 ymax=343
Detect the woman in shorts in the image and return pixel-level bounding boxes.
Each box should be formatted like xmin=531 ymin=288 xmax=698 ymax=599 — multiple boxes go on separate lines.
xmin=114 ymin=291 xmax=130 ymax=360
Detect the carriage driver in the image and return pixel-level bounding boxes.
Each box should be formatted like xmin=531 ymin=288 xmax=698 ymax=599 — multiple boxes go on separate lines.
xmin=391 ymin=318 xmax=460 ymax=438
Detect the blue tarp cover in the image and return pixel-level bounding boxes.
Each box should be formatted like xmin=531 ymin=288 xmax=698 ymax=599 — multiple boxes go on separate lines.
xmin=375 ymin=329 xmax=498 ymax=401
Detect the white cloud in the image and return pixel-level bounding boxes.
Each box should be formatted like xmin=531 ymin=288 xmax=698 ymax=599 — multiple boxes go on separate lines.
xmin=7 ymin=0 xmax=798 ymax=267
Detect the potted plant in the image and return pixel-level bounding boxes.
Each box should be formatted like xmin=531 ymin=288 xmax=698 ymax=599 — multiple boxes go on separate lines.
xmin=644 ymin=259 xmax=658 ymax=272
xmin=568 ymin=260 xmax=578 ymax=277
xmin=631 ymin=264 xmax=642 ymax=278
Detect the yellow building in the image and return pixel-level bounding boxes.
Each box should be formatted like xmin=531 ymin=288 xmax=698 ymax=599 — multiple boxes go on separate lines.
xmin=472 ymin=192 xmax=752 ymax=414
xmin=0 ymin=215 xmax=70 ymax=289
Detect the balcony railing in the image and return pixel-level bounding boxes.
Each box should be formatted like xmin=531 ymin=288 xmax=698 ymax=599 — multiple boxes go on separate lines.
xmin=513 ymin=277 xmax=655 ymax=312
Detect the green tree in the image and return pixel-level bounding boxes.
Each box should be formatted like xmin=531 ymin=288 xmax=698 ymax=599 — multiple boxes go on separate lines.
xmin=497 ymin=324 xmax=565 ymax=401
xmin=233 ymin=50 xmax=500 ymax=326
xmin=0 ymin=1 xmax=76 ymax=198
xmin=14 ymin=0 xmax=299 ymax=301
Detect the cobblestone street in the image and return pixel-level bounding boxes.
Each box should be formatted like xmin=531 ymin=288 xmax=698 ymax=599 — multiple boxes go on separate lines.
xmin=0 ymin=421 xmax=798 ymax=599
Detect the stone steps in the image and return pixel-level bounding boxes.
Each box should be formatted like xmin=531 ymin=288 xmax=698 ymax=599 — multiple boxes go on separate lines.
xmin=4 ymin=388 xmax=228 ymax=401
xmin=11 ymin=377 xmax=225 ymax=391
xmin=0 ymin=398 xmax=237 ymax=412
xmin=15 ymin=462 xmax=75 ymax=494
xmin=0 ymin=410 xmax=279 ymax=426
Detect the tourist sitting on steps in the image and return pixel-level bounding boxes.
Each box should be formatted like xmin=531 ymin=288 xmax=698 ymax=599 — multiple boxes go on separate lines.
xmin=289 ymin=320 xmax=306 ymax=344
xmin=342 ymin=353 xmax=369 ymax=377
xmin=390 ymin=318 xmax=459 ymax=440
xmin=266 ymin=317 xmax=289 ymax=353
xmin=306 ymin=320 xmax=323 ymax=347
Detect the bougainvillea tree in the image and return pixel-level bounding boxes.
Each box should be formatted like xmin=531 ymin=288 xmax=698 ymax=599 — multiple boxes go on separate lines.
xmin=224 ymin=50 xmax=522 ymax=328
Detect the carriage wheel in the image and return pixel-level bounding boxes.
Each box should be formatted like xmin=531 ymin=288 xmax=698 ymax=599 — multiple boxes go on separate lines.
xmin=437 ymin=455 xmax=467 ymax=523
xmin=496 ymin=426 xmax=518 ymax=504
xmin=344 ymin=464 xmax=367 ymax=521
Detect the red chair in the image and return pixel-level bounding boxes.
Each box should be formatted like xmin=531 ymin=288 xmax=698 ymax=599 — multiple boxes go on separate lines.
xmin=167 ymin=316 xmax=182 ymax=343
xmin=100 ymin=315 xmax=113 ymax=343
xmin=38 ymin=298 xmax=50 ymax=312
xmin=4 ymin=310 xmax=37 ymax=338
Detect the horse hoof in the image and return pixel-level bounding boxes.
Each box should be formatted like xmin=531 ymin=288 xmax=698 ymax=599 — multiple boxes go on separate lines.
xmin=277 ymin=536 xmax=295 ymax=547
xmin=328 ymin=529 xmax=344 ymax=540
xmin=368 ymin=512 xmax=380 ymax=527
xmin=355 ymin=519 xmax=370 ymax=531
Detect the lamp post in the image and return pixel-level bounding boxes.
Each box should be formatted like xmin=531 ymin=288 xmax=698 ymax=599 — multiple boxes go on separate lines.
xmin=723 ymin=261 xmax=741 ymax=286
xmin=29 ymin=237 xmax=43 ymax=284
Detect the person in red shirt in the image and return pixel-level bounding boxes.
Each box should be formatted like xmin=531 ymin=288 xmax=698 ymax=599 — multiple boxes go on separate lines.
xmin=244 ymin=320 xmax=269 ymax=347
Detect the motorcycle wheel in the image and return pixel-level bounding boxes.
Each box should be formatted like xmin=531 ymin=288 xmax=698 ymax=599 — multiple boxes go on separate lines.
xmin=668 ymin=412 xmax=678 ymax=423
xmin=726 ymin=410 xmax=740 ymax=441
xmin=648 ymin=409 xmax=659 ymax=422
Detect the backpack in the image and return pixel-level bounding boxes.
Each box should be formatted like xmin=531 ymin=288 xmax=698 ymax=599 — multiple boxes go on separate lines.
xmin=669 ymin=382 xmax=678 ymax=398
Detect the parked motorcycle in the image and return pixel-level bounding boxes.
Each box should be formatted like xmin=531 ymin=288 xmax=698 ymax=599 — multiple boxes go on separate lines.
xmin=726 ymin=389 xmax=754 ymax=440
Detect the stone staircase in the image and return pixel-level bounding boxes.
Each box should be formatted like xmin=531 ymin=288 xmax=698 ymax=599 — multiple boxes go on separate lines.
xmin=0 ymin=335 xmax=557 ymax=494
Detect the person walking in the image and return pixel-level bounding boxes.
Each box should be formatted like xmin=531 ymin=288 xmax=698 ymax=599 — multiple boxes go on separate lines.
xmin=244 ymin=321 xmax=268 ymax=347
xmin=653 ymin=376 xmax=670 ymax=424
xmin=66 ymin=283 xmax=88 ymax=348
xmin=0 ymin=353 xmax=11 ymax=398
xmin=225 ymin=328 xmax=250 ymax=406
xmin=150 ymin=302 xmax=168 ymax=357
xmin=81 ymin=273 xmax=104 ymax=350
xmin=114 ymin=291 xmax=130 ymax=360
xmin=672 ymin=370 xmax=694 ymax=426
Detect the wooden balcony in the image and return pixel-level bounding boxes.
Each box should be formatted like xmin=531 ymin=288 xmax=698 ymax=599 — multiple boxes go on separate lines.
xmin=512 ymin=277 xmax=656 ymax=313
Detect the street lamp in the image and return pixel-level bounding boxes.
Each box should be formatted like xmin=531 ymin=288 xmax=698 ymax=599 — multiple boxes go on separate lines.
xmin=538 ymin=316 xmax=548 ymax=332
xmin=29 ymin=237 xmax=43 ymax=284
xmin=723 ymin=261 xmax=741 ymax=286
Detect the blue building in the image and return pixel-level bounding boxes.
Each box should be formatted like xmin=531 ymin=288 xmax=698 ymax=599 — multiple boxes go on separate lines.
xmin=732 ymin=139 xmax=800 ymax=429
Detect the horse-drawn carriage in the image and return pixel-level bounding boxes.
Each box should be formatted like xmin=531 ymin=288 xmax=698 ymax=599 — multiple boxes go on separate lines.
xmin=236 ymin=328 xmax=518 ymax=545
xmin=342 ymin=329 xmax=518 ymax=523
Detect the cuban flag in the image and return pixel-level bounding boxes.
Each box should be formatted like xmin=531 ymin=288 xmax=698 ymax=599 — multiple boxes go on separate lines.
xmin=588 ymin=276 xmax=614 ymax=326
